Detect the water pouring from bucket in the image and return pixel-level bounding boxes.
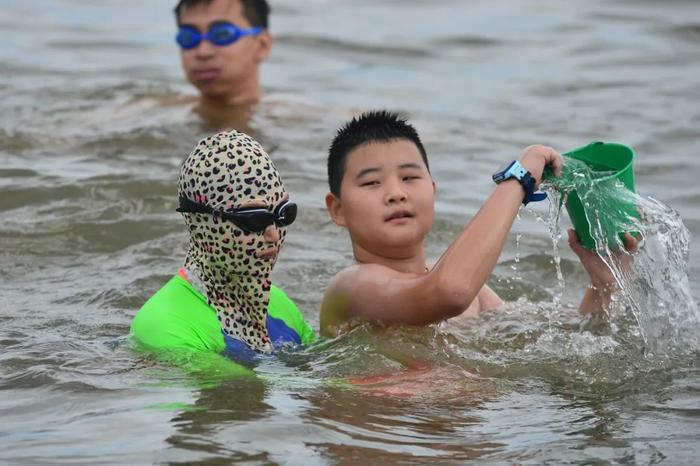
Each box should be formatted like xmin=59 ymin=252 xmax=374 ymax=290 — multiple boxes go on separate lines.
xmin=542 ymin=142 xmax=700 ymax=355
xmin=545 ymin=141 xmax=639 ymax=250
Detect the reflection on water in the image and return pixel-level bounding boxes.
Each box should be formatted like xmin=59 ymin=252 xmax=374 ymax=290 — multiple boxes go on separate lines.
xmin=1 ymin=0 xmax=700 ymax=464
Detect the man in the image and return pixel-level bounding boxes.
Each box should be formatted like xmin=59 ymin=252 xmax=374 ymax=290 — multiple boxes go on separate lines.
xmin=174 ymin=0 xmax=272 ymax=115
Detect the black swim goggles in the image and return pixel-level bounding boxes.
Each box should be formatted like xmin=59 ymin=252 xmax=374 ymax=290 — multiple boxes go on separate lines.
xmin=177 ymin=197 xmax=297 ymax=234
xmin=176 ymin=22 xmax=263 ymax=50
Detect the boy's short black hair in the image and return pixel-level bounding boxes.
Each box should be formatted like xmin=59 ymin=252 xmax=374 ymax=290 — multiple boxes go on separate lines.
xmin=327 ymin=110 xmax=430 ymax=197
xmin=174 ymin=0 xmax=270 ymax=28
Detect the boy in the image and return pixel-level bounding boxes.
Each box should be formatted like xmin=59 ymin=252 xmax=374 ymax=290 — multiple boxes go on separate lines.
xmin=174 ymin=0 xmax=272 ymax=110
xmin=321 ymin=111 xmax=638 ymax=337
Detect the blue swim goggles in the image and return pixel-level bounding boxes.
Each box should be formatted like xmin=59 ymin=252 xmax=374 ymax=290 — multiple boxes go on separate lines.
xmin=176 ymin=22 xmax=263 ymax=50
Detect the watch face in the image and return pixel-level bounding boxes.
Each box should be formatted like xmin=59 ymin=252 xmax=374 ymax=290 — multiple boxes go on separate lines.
xmin=496 ymin=160 xmax=515 ymax=174
xmin=493 ymin=160 xmax=516 ymax=182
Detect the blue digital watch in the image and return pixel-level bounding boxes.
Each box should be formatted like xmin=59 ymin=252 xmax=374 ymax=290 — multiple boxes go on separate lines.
xmin=492 ymin=160 xmax=547 ymax=205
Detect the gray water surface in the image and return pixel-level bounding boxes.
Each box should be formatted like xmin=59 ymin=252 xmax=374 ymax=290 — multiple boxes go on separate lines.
xmin=1 ymin=0 xmax=699 ymax=464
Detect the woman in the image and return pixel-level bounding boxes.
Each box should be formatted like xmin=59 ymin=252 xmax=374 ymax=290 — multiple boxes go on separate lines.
xmin=131 ymin=130 xmax=314 ymax=363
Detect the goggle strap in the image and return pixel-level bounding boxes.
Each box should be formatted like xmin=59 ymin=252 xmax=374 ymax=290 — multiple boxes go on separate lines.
xmin=242 ymin=27 xmax=263 ymax=36
xmin=177 ymin=197 xmax=216 ymax=215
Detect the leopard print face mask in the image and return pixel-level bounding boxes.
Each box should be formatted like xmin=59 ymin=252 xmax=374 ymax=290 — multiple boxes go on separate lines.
xmin=178 ymin=130 xmax=288 ymax=353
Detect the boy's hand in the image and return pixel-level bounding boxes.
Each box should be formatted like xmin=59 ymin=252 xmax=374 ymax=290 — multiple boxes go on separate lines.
xmin=520 ymin=145 xmax=563 ymax=187
xmin=568 ymin=229 xmax=640 ymax=292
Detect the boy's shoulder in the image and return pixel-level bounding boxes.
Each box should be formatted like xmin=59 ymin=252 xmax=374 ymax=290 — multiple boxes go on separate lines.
xmin=321 ymin=263 xmax=372 ymax=337
xmin=326 ymin=262 xmax=413 ymax=294
xmin=321 ymin=262 xmax=423 ymax=336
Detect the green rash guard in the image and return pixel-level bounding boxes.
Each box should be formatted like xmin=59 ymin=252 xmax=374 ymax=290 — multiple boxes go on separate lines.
xmin=131 ymin=273 xmax=315 ymax=354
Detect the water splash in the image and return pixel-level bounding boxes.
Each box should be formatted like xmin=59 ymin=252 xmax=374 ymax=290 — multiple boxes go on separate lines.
xmin=543 ymin=159 xmax=700 ymax=357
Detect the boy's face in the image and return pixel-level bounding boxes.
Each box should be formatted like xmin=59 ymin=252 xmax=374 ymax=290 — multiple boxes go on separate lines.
xmin=327 ymin=139 xmax=435 ymax=259
xmin=178 ymin=0 xmax=270 ymax=103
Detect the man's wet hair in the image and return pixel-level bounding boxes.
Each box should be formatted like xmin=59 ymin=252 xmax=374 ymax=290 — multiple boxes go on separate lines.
xmin=174 ymin=0 xmax=270 ymax=28
xmin=327 ymin=110 xmax=430 ymax=197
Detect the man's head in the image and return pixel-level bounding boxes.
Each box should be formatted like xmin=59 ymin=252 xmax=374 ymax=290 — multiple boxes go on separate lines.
xmin=175 ymin=0 xmax=272 ymax=105
xmin=175 ymin=0 xmax=269 ymax=28
xmin=325 ymin=111 xmax=435 ymax=259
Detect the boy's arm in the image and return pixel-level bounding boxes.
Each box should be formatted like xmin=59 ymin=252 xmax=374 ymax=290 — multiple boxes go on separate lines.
xmin=451 ymin=284 xmax=504 ymax=320
xmin=477 ymin=284 xmax=504 ymax=311
xmin=569 ymin=230 xmax=640 ymax=314
xmin=321 ymin=145 xmax=562 ymax=337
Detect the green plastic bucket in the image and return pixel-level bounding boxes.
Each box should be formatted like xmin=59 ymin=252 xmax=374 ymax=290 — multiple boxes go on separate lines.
xmin=557 ymin=142 xmax=637 ymax=249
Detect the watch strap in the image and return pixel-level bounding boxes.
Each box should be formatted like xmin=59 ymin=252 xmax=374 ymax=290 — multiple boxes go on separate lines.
xmin=519 ymin=172 xmax=547 ymax=205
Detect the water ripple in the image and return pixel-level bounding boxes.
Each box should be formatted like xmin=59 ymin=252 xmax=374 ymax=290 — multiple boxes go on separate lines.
xmin=278 ymin=34 xmax=432 ymax=58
